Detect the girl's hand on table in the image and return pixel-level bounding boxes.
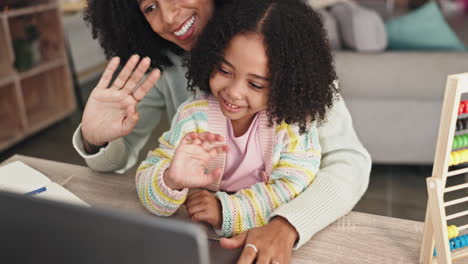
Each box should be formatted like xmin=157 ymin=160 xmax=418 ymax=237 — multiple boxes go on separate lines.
xmin=81 ymin=55 xmax=160 ymax=150
xmin=220 ymin=217 xmax=298 ymax=264
xmin=186 ymin=190 xmax=222 ymax=229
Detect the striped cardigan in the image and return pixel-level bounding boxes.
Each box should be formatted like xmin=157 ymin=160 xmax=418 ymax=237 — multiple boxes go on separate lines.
xmin=136 ymin=93 xmax=321 ymax=237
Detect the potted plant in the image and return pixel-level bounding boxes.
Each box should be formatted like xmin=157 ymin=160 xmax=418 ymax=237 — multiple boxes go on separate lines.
xmin=13 ymin=23 xmax=41 ymax=71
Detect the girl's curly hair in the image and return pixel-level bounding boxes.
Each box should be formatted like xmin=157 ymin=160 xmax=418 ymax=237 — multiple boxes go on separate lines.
xmin=187 ymin=0 xmax=339 ymax=133
xmin=84 ymin=0 xmax=228 ymax=69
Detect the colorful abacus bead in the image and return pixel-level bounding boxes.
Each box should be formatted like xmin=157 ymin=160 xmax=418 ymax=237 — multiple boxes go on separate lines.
xmin=448 ymin=225 xmax=459 ymax=239
xmin=450 ymin=151 xmax=459 ymax=166
xmin=460 ymin=101 xmax=465 ymax=115
xmin=454 ymin=136 xmax=461 ymax=149
xmin=434 ymin=234 xmax=468 ymax=256
xmin=450 ymin=234 xmax=468 ymax=251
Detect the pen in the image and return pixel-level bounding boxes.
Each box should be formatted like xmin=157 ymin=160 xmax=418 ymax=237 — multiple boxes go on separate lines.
xmin=25 ymin=186 xmax=47 ymax=196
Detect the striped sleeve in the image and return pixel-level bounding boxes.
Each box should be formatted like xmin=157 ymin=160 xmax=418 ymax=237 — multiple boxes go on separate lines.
xmin=136 ymin=96 xmax=209 ymax=216
xmin=216 ymin=122 xmax=321 ymax=237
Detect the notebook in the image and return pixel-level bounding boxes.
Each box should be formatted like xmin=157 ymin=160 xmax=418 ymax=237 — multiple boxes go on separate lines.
xmin=0 ymin=161 xmax=88 ymax=206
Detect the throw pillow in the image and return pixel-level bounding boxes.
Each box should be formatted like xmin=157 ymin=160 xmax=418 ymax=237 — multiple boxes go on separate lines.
xmin=317 ymin=9 xmax=342 ymax=49
xmin=385 ymin=2 xmax=466 ymax=50
xmin=329 ymin=1 xmax=387 ymax=52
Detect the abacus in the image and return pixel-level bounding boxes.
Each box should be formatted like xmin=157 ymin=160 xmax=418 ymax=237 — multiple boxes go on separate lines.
xmin=420 ymin=73 xmax=468 ymax=264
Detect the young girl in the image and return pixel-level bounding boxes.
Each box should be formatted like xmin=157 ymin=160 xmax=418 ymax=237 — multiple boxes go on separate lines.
xmin=136 ymin=0 xmax=339 ymax=237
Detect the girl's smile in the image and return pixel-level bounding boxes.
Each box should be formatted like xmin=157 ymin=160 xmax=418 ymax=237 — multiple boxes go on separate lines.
xmin=222 ymin=98 xmax=244 ymax=113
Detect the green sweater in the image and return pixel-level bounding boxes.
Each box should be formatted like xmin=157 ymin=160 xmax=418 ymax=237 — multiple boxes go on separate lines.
xmin=72 ymin=52 xmax=371 ymax=248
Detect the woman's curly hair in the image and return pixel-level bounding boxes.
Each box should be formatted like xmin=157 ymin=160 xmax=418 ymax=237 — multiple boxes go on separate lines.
xmin=187 ymin=0 xmax=339 ymax=133
xmin=84 ymin=0 xmax=228 ymax=69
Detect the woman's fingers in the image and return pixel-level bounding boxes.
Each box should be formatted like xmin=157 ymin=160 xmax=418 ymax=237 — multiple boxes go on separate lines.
xmin=220 ymin=233 xmax=247 ymax=250
xmin=132 ymin=67 xmax=161 ymax=102
xmin=110 ymin=55 xmax=140 ymax=90
xmin=255 ymin=254 xmax=271 ymax=264
xmin=236 ymin=244 xmax=258 ymax=264
xmin=122 ymin=57 xmax=151 ymax=94
xmin=95 ymin=57 xmax=120 ymax=90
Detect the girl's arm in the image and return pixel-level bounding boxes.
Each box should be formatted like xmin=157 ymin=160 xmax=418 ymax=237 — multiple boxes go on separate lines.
xmin=135 ymin=97 xmax=203 ymax=216
xmin=215 ymin=123 xmax=321 ymax=237
xmin=135 ymin=120 xmax=189 ymax=216
xmin=269 ymin=97 xmax=371 ymax=249
xmin=136 ymin=97 xmax=223 ymax=216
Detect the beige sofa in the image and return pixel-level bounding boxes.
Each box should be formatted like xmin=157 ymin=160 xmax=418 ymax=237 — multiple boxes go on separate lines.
xmin=336 ymin=51 xmax=468 ymax=164
xmin=318 ymin=0 xmax=468 ymax=164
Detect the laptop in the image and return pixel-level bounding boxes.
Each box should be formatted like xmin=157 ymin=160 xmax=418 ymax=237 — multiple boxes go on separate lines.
xmin=0 ymin=191 xmax=210 ymax=264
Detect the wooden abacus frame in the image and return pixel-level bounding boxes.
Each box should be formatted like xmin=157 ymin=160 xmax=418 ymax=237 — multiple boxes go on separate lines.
xmin=420 ymin=73 xmax=468 ymax=264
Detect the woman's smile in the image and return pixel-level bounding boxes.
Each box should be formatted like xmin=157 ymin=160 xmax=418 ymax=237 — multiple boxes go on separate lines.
xmin=139 ymin=0 xmax=214 ymax=51
xmin=173 ymin=14 xmax=196 ymax=40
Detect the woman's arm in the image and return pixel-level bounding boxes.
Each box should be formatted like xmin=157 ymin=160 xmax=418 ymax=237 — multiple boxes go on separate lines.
xmin=269 ymin=97 xmax=371 ymax=249
xmin=215 ymin=123 xmax=321 ymax=237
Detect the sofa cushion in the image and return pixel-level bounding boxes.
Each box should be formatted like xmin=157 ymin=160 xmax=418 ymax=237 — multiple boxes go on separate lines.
xmin=385 ymin=2 xmax=466 ymax=51
xmin=335 ymin=51 xmax=468 ymax=99
xmin=317 ymin=9 xmax=342 ymax=49
xmin=329 ymin=1 xmax=387 ymax=51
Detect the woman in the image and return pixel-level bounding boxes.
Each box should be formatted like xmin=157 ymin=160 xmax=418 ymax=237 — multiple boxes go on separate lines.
xmin=72 ymin=0 xmax=371 ymax=263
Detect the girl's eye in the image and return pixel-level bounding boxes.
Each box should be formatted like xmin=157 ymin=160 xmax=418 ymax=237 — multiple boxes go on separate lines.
xmin=249 ymin=82 xmax=264 ymax=89
xmin=144 ymin=3 xmax=158 ymax=14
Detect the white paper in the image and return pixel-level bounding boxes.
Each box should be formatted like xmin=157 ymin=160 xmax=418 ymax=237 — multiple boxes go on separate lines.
xmin=0 ymin=161 xmax=89 ymax=207
xmin=36 ymin=182 xmax=89 ymax=207
xmin=0 ymin=161 xmax=50 ymax=194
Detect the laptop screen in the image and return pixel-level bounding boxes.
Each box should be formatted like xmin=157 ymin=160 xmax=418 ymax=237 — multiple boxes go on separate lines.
xmin=0 ymin=191 xmax=210 ymax=264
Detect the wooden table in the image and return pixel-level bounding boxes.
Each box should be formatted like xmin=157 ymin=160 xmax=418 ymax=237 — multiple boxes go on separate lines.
xmin=2 ymin=155 xmax=426 ymax=263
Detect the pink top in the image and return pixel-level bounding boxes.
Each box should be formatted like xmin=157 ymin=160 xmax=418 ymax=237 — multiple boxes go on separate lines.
xmin=219 ymin=114 xmax=265 ymax=192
